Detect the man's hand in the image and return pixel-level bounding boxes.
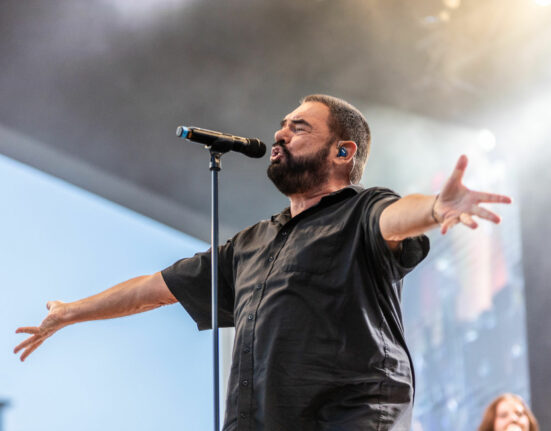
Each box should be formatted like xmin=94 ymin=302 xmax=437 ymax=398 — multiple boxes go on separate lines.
xmin=13 ymin=273 xmax=176 ymax=362
xmin=434 ymin=155 xmax=512 ymax=234
xmin=14 ymin=300 xmax=68 ymax=362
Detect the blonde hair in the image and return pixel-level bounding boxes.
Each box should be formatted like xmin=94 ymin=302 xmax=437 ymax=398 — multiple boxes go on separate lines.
xmin=477 ymin=393 xmax=539 ymax=431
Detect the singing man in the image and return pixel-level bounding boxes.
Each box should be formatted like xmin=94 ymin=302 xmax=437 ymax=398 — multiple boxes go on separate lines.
xmin=15 ymin=94 xmax=511 ymax=430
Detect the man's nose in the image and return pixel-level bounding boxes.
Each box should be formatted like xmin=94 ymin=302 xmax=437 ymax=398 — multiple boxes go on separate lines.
xmin=274 ymin=127 xmax=290 ymax=144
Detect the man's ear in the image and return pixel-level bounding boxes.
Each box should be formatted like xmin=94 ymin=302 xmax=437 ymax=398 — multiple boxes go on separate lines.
xmin=334 ymin=141 xmax=357 ymax=163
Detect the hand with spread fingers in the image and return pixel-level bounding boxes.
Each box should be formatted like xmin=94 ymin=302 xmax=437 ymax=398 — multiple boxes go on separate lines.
xmin=433 ymin=155 xmax=512 ymax=235
xmin=14 ymin=300 xmax=68 ymax=362
xmin=14 ymin=273 xmax=176 ymax=362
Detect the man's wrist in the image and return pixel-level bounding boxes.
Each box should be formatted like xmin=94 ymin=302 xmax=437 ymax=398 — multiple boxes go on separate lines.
xmin=431 ymin=194 xmax=442 ymax=225
xmin=54 ymin=301 xmax=77 ymax=325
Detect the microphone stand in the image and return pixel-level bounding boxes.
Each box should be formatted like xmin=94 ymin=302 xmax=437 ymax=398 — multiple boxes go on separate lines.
xmin=178 ymin=135 xmax=263 ymax=431
xmin=203 ymin=138 xmax=237 ymax=431
xmin=177 ymin=138 xmax=228 ymax=430
xmin=209 ymin=148 xmax=222 ymax=431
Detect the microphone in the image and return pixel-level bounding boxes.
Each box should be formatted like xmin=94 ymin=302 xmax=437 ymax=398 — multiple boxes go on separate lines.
xmin=176 ymin=126 xmax=266 ymax=158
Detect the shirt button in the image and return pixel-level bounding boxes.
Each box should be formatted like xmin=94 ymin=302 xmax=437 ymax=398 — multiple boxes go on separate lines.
xmin=268 ymin=256 xmax=274 ymax=262
xmin=256 ymin=283 xmax=263 ymax=290
xmin=240 ymin=412 xmax=247 ymax=419
xmin=281 ymin=231 xmax=288 ymax=236
xmin=243 ymin=346 xmax=250 ymax=353
xmin=247 ymin=313 xmax=254 ymax=320
xmin=241 ymin=379 xmax=249 ymax=387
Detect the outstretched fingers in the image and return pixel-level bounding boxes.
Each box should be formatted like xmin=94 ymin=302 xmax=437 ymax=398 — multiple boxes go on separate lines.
xmin=16 ymin=326 xmax=40 ymax=335
xmin=14 ymin=331 xmax=40 ymax=354
xmin=448 ymin=155 xmax=468 ymax=186
xmin=437 ymin=155 xmax=512 ymax=235
xmin=473 ymin=191 xmax=512 ymax=205
xmin=20 ymin=340 xmax=44 ymax=362
xmin=471 ymin=205 xmax=502 ymax=224
xmin=14 ymin=301 xmax=65 ymax=361
xmin=460 ymin=213 xmax=478 ymax=229
xmin=441 ymin=217 xmax=459 ymax=235
xmin=14 ymin=326 xmax=49 ymax=361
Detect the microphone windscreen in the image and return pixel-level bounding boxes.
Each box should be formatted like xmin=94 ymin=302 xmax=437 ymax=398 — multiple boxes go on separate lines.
xmin=245 ymin=139 xmax=266 ymax=158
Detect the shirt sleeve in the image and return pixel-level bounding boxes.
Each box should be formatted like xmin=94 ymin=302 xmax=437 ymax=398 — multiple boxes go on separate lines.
xmin=161 ymin=239 xmax=235 ymax=330
xmin=362 ymin=187 xmax=430 ymax=281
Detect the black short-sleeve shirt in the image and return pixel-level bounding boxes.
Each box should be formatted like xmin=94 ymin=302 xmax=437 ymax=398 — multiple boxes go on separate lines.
xmin=162 ymin=186 xmax=429 ymax=431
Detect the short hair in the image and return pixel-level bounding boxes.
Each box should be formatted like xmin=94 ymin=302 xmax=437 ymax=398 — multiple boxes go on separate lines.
xmin=301 ymin=94 xmax=371 ymax=184
xmin=477 ymin=394 xmax=539 ymax=431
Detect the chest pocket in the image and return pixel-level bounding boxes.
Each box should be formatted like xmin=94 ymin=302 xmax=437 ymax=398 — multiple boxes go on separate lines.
xmin=280 ymin=223 xmax=343 ymax=274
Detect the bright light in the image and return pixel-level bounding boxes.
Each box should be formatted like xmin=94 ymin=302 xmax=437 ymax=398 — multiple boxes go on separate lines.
xmin=443 ymin=0 xmax=461 ymax=9
xmin=436 ymin=258 xmax=450 ymax=272
xmin=103 ymin=0 xmax=194 ymax=22
xmin=465 ymin=330 xmax=479 ymax=343
xmin=535 ymin=0 xmax=551 ymax=6
xmin=512 ymin=344 xmax=523 ymax=358
xmin=439 ymin=10 xmax=451 ymax=22
xmin=447 ymin=398 xmax=459 ymax=412
xmin=477 ymin=129 xmax=497 ymax=152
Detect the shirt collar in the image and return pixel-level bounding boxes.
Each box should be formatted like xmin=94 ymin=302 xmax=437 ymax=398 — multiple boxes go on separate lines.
xmin=321 ymin=184 xmax=363 ymax=201
xmin=270 ymin=185 xmax=364 ymax=226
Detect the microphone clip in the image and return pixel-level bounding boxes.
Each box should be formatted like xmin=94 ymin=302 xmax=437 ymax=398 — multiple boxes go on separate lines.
xmin=206 ymin=137 xmax=240 ymax=155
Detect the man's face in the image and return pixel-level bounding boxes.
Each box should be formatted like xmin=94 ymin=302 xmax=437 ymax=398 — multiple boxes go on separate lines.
xmin=494 ymin=398 xmax=530 ymax=431
xmin=267 ymin=102 xmax=336 ymax=196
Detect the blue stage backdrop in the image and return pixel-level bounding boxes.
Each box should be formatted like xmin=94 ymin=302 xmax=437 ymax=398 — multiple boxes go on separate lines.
xmin=0 ymin=154 xmax=212 ymax=431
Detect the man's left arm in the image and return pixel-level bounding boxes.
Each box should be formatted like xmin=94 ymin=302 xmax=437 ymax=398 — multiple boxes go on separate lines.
xmin=379 ymin=155 xmax=512 ymax=249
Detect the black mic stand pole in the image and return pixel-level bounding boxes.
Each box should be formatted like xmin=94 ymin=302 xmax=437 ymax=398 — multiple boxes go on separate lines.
xmin=179 ymin=135 xmax=262 ymax=430
xmin=210 ymin=148 xmax=222 ymax=431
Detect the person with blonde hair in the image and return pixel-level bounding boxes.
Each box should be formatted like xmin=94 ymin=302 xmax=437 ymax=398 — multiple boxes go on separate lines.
xmin=478 ymin=393 xmax=539 ymax=431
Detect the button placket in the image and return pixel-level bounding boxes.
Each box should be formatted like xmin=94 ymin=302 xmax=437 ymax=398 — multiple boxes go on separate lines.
xmin=236 ymin=223 xmax=295 ymax=430
xmin=236 ymin=314 xmax=255 ymax=428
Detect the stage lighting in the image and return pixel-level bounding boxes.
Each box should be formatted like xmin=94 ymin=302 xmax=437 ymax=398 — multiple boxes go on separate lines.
xmin=477 ymin=129 xmax=497 ymax=152
xmin=443 ymin=0 xmax=461 ymax=9
xmin=439 ymin=10 xmax=451 ymax=22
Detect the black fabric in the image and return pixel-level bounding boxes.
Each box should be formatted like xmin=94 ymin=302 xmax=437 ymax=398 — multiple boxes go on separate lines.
xmin=162 ymin=186 xmax=430 ymax=431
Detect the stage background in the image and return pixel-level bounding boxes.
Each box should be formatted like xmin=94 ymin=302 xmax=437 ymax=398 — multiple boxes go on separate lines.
xmin=0 ymin=154 xmax=220 ymax=431
xmin=1 ymin=0 xmax=550 ymax=429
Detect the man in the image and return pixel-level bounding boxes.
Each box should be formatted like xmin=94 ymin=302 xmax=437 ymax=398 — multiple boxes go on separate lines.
xmin=15 ymin=95 xmax=511 ymax=430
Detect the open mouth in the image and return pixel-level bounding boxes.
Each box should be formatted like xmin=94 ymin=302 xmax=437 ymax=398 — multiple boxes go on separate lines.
xmin=270 ymin=146 xmax=284 ymax=163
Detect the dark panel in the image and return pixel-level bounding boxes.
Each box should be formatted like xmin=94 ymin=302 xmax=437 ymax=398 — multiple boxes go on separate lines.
xmin=520 ymin=153 xmax=551 ymax=428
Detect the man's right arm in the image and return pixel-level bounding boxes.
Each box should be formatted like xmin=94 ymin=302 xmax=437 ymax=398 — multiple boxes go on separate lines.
xmin=14 ymin=272 xmax=176 ymax=362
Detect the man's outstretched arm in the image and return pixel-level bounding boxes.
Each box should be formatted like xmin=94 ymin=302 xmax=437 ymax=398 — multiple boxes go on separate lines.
xmin=14 ymin=272 xmax=177 ymax=362
xmin=379 ymin=155 xmax=512 ymax=245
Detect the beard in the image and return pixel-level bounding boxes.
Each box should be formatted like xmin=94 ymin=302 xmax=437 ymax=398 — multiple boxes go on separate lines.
xmin=267 ymin=143 xmax=331 ymax=196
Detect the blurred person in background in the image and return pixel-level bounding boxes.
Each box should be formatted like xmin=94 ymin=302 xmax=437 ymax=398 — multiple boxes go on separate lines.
xmin=477 ymin=393 xmax=539 ymax=431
